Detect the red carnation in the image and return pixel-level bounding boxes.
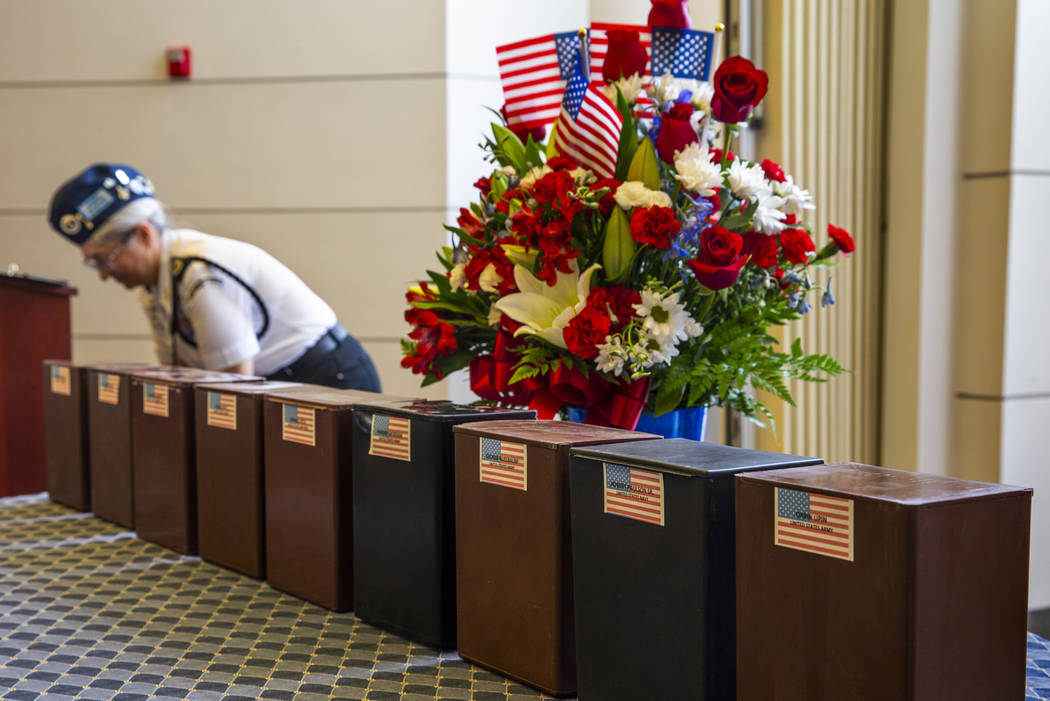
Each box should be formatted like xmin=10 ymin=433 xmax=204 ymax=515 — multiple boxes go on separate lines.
xmin=563 ymin=305 xmax=613 ymax=360
xmin=648 ymin=0 xmax=692 ymax=28
xmin=711 ymin=56 xmax=769 ymax=123
xmin=743 ymin=231 xmax=779 ymax=268
xmin=709 ymin=148 xmax=735 ymax=164
xmin=630 ymin=205 xmax=681 ymax=249
xmin=779 ymin=228 xmax=816 ymax=264
xmin=603 ymin=29 xmax=648 ymax=82
xmin=588 ymin=285 xmax=641 ymax=328
xmin=760 ymin=158 xmax=786 ymax=183
xmin=828 ymin=224 xmax=856 ymax=255
xmin=656 ymin=103 xmax=699 ymax=163
xmin=546 ymin=155 xmax=578 ymax=171
xmin=687 ymin=224 xmax=747 ymax=290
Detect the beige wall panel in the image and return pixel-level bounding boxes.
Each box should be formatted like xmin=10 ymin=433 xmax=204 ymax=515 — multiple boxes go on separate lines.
xmin=71 ymin=336 xmax=157 ymax=364
xmin=0 ymin=79 xmax=445 ymax=209
xmin=952 ymin=177 xmax=1008 ymax=397
xmin=362 ymin=340 xmax=447 ymax=400
xmin=0 ymin=1 xmax=445 ymax=82
xmin=445 ymin=0 xmax=589 ymax=77
xmin=1011 ymin=0 xmax=1050 ymax=171
xmin=947 ymin=397 xmax=1002 ymax=483
xmin=1000 ymin=396 xmax=1050 ymax=608
xmin=1002 ymin=175 xmax=1050 ymax=395
xmin=959 ymin=0 xmax=1016 ymax=174
xmin=589 ymin=0 xmax=722 ymax=31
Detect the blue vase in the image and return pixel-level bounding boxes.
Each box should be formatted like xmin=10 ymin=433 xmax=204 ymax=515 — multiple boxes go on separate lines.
xmin=566 ymin=405 xmax=707 ymax=440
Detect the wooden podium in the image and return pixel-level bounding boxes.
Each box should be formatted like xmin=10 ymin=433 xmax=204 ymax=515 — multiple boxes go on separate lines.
xmin=0 ymin=273 xmax=77 ymax=496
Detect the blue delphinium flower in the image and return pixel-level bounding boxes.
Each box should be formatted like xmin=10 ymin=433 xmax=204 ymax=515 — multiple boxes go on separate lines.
xmin=821 ymin=277 xmax=836 ymax=307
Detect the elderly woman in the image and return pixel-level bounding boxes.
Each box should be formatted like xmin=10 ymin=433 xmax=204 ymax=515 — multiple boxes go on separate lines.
xmin=48 ymin=163 xmax=380 ymax=390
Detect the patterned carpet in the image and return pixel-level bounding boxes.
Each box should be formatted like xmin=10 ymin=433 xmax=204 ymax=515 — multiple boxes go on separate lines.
xmin=0 ymin=493 xmax=1048 ymax=700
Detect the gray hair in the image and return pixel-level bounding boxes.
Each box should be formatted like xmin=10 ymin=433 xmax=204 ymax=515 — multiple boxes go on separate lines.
xmin=93 ymin=197 xmax=169 ymax=244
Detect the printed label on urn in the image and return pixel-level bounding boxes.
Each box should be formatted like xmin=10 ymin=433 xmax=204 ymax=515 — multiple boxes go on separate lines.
xmin=206 ymin=392 xmax=237 ymax=430
xmin=603 ymin=463 xmax=665 ymax=526
xmin=50 ymin=366 xmax=71 ymax=396
xmin=369 ymin=414 xmax=411 ymax=461
xmin=281 ymin=403 xmax=315 ymax=447
xmin=97 ymin=373 xmax=120 ymax=405
xmin=479 ymin=437 xmax=527 ymax=491
xmin=143 ymin=382 xmax=170 ymax=418
xmin=774 ymin=488 xmax=854 ymax=561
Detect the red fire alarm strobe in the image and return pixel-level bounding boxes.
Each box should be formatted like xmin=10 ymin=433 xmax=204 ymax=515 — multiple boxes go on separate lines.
xmin=167 ymin=47 xmax=191 ymax=78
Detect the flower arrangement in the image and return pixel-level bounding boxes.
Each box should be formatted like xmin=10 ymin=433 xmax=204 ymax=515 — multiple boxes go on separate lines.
xmin=402 ymin=8 xmax=854 ymax=430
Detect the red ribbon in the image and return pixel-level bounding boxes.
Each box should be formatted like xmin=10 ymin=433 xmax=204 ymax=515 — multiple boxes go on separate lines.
xmin=469 ymin=332 xmax=542 ymax=406
xmin=582 ymin=375 xmax=651 ymax=430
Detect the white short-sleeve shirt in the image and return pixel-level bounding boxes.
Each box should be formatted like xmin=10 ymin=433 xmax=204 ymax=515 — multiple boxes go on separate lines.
xmin=139 ymin=229 xmax=337 ymax=375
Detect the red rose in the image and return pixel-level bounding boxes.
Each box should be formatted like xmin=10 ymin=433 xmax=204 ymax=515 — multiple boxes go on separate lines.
xmin=603 ymin=29 xmax=648 ymax=81
xmin=743 ymin=231 xmax=779 ymax=267
xmin=711 ymin=56 xmax=769 ymax=123
xmin=655 ymin=102 xmax=699 ymax=163
xmin=779 ymin=228 xmax=816 ymax=264
xmin=828 ymin=224 xmax=855 ymax=255
xmin=563 ymin=305 xmax=613 ymax=359
xmin=687 ymin=224 xmax=747 ymax=290
xmin=500 ymin=103 xmax=547 ymax=144
xmin=630 ymin=205 xmax=681 ymax=249
xmin=760 ymin=158 xmax=786 ymax=183
xmin=648 ymin=0 xmax=692 ymax=28
xmin=783 ymin=213 xmax=798 ymax=226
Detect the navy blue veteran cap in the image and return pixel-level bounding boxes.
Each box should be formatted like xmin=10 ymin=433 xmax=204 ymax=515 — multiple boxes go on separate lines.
xmin=48 ymin=163 xmax=157 ymax=245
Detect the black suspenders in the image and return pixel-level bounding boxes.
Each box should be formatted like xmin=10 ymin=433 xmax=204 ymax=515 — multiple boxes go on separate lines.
xmin=168 ymin=255 xmax=271 ymax=358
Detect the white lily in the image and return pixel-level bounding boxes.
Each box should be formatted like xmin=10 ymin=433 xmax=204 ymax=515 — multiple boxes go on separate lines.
xmin=494 ymin=261 xmax=601 ymax=348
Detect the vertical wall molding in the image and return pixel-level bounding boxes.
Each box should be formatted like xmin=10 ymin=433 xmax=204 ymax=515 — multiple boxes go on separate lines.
xmin=756 ymin=0 xmax=887 ymax=463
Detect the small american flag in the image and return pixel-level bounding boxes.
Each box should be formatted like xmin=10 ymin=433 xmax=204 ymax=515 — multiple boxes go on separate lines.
xmin=556 ymin=49 xmax=624 ymax=179
xmin=143 ymin=382 xmax=169 ymax=418
xmin=50 ymin=366 xmax=71 ymax=396
xmin=497 ymin=30 xmax=584 ymax=133
xmin=206 ymin=391 xmax=237 ymax=430
xmin=97 ymin=373 xmax=120 ymax=405
xmin=281 ymin=403 xmax=316 ymax=447
xmin=369 ymin=414 xmax=411 ymax=462
xmin=603 ymin=463 xmax=665 ymax=526
xmin=588 ymin=22 xmax=652 ymax=81
xmin=650 ymin=26 xmax=715 ymax=81
xmin=775 ymin=488 xmax=854 ymax=561
xmin=479 ymin=437 xmax=527 ymax=491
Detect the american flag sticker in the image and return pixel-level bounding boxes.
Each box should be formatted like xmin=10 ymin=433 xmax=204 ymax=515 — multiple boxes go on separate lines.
xmin=97 ymin=373 xmax=120 ymax=405
xmin=50 ymin=366 xmax=71 ymax=396
xmin=281 ymin=403 xmax=316 ymax=447
xmin=369 ymin=414 xmax=411 ymax=462
xmin=206 ymin=391 xmax=237 ymax=430
xmin=775 ymin=488 xmax=854 ymax=561
xmin=603 ymin=463 xmax=665 ymax=526
xmin=142 ymin=382 xmax=170 ymax=418
xmin=479 ymin=438 xmax=527 ymax=491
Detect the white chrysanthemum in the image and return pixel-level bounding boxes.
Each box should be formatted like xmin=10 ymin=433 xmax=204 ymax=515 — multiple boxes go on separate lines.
xmin=569 ymin=167 xmax=596 ymax=184
xmin=648 ymin=70 xmax=681 ymax=103
xmin=595 ymin=336 xmax=628 ymax=377
xmin=727 ymin=160 xmax=769 ymax=201
xmin=633 ymin=290 xmax=692 ymax=345
xmin=691 ymin=81 xmax=715 ymax=113
xmin=614 ymin=181 xmax=672 ymax=210
xmin=774 ymin=175 xmax=816 ymax=217
xmin=646 ymin=333 xmax=681 ymax=366
xmin=674 ymin=143 xmax=723 ymax=197
xmin=602 ymin=73 xmax=646 ymax=105
xmin=519 ymin=164 xmax=552 ymax=189
xmin=753 ymin=193 xmax=788 ymax=234
xmin=449 ymin=263 xmax=467 ymax=291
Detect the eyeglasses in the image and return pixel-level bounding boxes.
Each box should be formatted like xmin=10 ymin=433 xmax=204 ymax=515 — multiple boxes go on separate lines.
xmin=82 ymin=241 xmax=126 ymax=271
